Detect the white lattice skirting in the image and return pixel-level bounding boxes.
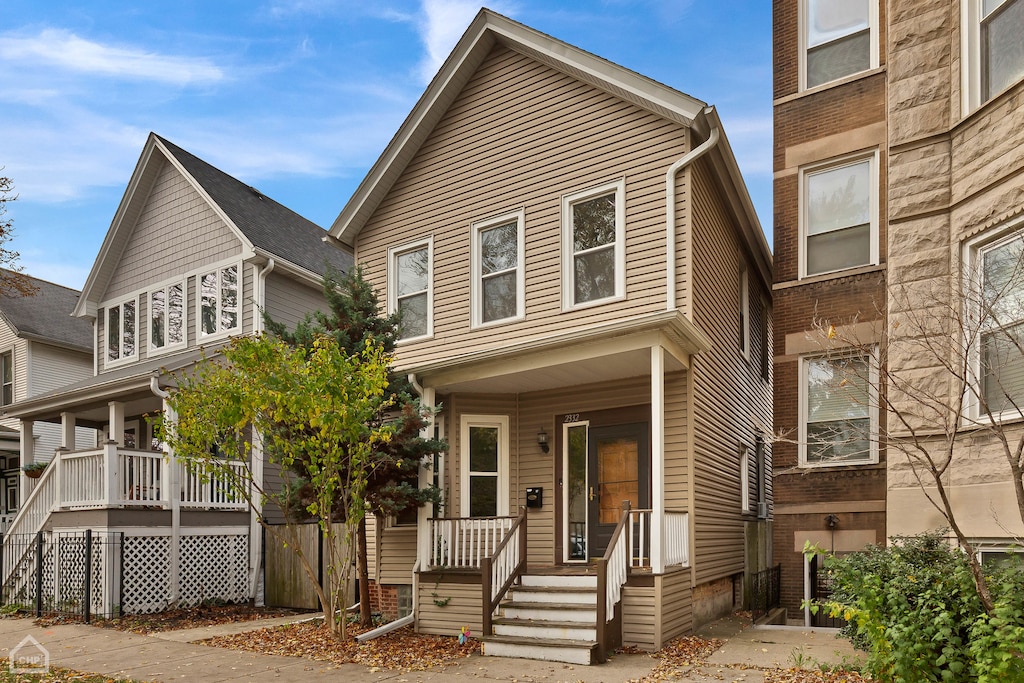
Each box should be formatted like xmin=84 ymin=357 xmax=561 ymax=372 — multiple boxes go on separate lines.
xmin=122 ymin=529 xmax=250 ymax=614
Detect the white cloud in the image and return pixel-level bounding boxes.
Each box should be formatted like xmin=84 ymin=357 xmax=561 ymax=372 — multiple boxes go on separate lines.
xmin=414 ymin=0 xmax=516 ymax=84
xmin=0 ymin=29 xmax=224 ymax=85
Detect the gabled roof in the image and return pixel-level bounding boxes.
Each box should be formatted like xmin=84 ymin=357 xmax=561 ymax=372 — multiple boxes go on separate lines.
xmin=75 ymin=134 xmax=352 ymax=317
xmin=328 ymin=9 xmax=770 ymax=283
xmin=0 ymin=270 xmax=92 ymax=352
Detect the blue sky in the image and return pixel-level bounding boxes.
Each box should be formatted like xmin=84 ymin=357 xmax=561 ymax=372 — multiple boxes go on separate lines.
xmin=1 ymin=0 xmax=772 ymax=289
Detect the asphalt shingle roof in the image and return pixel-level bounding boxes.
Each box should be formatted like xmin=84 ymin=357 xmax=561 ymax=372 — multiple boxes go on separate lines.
xmin=156 ymin=135 xmax=353 ymax=277
xmin=0 ymin=271 xmax=92 ymax=352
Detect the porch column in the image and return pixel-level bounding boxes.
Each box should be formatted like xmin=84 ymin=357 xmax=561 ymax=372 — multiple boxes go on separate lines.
xmin=20 ymin=419 xmax=34 ymax=499
xmin=108 ymin=401 xmax=125 ymax=445
xmin=416 ymin=386 xmax=436 ymax=572
xmin=60 ymin=412 xmax=77 ymax=451
xmin=651 ymin=345 xmax=666 ymax=574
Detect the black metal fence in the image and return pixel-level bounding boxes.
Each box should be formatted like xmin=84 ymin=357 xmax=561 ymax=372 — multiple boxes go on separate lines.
xmin=749 ymin=563 xmax=781 ymax=623
xmin=1 ymin=530 xmax=124 ymax=621
xmin=809 ymin=554 xmax=844 ymax=628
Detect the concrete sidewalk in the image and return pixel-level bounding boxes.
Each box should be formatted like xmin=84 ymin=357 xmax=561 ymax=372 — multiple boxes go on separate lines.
xmin=0 ymin=613 xmax=862 ymax=682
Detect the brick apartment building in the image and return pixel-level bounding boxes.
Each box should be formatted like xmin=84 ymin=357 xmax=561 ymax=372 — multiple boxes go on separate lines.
xmin=773 ymin=0 xmax=1024 ymax=623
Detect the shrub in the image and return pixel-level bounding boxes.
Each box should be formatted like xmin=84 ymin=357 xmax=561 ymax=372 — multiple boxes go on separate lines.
xmin=815 ymin=532 xmax=1024 ymax=682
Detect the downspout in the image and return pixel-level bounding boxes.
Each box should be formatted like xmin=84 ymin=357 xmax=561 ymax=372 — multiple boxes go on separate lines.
xmin=407 ymin=373 xmax=431 ymax=634
xmin=150 ymin=375 xmax=181 ymax=603
xmin=666 ymin=109 xmax=720 ymax=313
xmin=255 ymin=258 xmax=275 ymax=333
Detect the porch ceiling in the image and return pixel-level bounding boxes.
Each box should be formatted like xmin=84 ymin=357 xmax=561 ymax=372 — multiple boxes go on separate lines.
xmin=409 ymin=310 xmax=708 ymax=394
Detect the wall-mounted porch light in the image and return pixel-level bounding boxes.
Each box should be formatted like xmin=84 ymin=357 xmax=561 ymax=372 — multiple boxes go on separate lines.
xmin=537 ymin=428 xmax=549 ymax=453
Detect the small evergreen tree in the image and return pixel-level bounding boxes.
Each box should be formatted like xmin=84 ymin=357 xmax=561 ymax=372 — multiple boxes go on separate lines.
xmin=266 ymin=266 xmax=443 ymax=626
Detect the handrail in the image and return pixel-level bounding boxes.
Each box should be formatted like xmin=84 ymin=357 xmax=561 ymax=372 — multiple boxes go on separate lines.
xmin=428 ymin=515 xmax=516 ymax=568
xmin=595 ymin=501 xmax=632 ymax=662
xmin=481 ymin=506 xmax=527 ymax=636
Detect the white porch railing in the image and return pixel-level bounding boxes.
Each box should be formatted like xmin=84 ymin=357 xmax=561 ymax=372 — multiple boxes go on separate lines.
xmin=180 ymin=460 xmax=248 ymax=509
xmin=61 ymin=449 xmax=107 ymax=508
xmin=425 ymin=516 xmax=516 ymax=569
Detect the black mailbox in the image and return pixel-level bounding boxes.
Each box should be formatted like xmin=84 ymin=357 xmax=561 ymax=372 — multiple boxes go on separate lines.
xmin=525 ymin=487 xmax=543 ymax=508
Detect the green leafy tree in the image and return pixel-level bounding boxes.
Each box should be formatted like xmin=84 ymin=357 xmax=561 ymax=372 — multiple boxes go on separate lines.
xmin=265 ymin=267 xmax=444 ymax=627
xmin=154 ymin=334 xmax=392 ymax=638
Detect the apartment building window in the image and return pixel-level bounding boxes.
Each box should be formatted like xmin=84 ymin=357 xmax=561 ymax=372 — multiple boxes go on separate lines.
xmin=199 ymin=264 xmax=240 ymax=337
xmin=472 ymin=211 xmax=524 ymax=327
xmin=800 ymin=352 xmax=878 ymax=466
xmin=389 ymin=238 xmax=432 ymax=341
xmin=562 ymin=179 xmax=626 ymax=309
xmin=965 ymin=0 xmax=1024 ymax=109
xmin=460 ymin=415 xmax=509 ymax=517
xmin=801 ymin=154 xmax=878 ymax=278
xmin=971 ymin=228 xmax=1024 ymax=418
xmin=803 ymin=0 xmax=876 ymax=89
xmin=0 ymin=351 xmax=12 ymax=406
xmin=150 ymin=281 xmax=186 ymax=352
xmin=106 ymin=296 xmax=138 ymax=363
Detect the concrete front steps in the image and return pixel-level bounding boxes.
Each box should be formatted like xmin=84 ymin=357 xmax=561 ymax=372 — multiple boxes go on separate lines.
xmin=481 ymin=572 xmax=602 ymax=665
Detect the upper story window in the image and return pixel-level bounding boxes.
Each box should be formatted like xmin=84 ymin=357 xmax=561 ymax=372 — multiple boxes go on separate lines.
xmin=0 ymin=351 xmax=12 ymax=406
xmin=106 ymin=296 xmax=138 ymax=364
xmin=800 ymin=352 xmax=878 ymax=467
xmin=389 ymin=238 xmax=432 ymax=341
xmin=562 ymin=179 xmax=626 ymax=310
xmin=199 ymin=264 xmax=240 ymax=338
xmin=969 ymin=226 xmax=1024 ymax=419
xmin=803 ymin=0 xmax=876 ymax=89
xmin=801 ymin=153 xmax=878 ymax=278
xmin=472 ymin=211 xmax=525 ymax=328
xmin=964 ymin=0 xmax=1024 ymax=111
xmin=150 ymin=281 xmax=186 ymax=353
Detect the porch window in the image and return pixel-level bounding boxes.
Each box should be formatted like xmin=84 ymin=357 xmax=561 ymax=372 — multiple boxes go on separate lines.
xmin=106 ymin=297 xmax=138 ymax=363
xmin=460 ymin=415 xmax=508 ymax=517
xmin=471 ymin=211 xmax=524 ymax=327
xmin=562 ymin=179 xmax=625 ymax=309
xmin=389 ymin=238 xmax=432 ymax=341
xmin=0 ymin=351 xmax=11 ymax=406
xmin=150 ymin=281 xmax=185 ymax=352
xmin=800 ymin=352 xmax=878 ymax=466
xmin=199 ymin=264 xmax=240 ymax=337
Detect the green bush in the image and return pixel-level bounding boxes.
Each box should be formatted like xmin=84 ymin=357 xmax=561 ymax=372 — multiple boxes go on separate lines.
xmin=816 ymin=533 xmax=1024 ymax=682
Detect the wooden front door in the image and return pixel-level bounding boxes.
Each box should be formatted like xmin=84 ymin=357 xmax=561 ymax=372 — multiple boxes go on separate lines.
xmin=587 ymin=423 xmax=649 ymax=557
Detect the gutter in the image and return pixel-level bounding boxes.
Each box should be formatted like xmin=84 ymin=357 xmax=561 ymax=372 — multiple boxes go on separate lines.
xmin=666 ymin=107 xmax=720 ymax=313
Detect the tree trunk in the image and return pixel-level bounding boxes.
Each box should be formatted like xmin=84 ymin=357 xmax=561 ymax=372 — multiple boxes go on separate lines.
xmin=358 ymin=515 xmax=372 ymax=627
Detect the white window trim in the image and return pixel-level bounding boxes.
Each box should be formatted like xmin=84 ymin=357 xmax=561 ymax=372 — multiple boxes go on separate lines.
xmin=102 ymin=294 xmax=141 ymax=368
xmin=459 ymin=414 xmax=509 ymax=518
xmin=963 ymin=217 xmax=1024 ymax=423
xmin=798 ymin=350 xmax=880 ymax=468
xmin=561 ymin=178 xmax=627 ymax=311
xmin=740 ymin=264 xmax=750 ymax=360
xmin=196 ymin=259 xmax=243 ymax=342
xmin=471 ymin=210 xmax=525 ymax=329
xmin=0 ymin=349 xmax=13 ymax=408
xmin=741 ymin=446 xmax=752 ymax=512
xmin=962 ymin=0 xmax=1024 ymax=114
xmin=798 ymin=150 xmax=880 ymax=280
xmin=148 ymin=277 xmax=188 ymax=356
xmin=799 ymin=0 xmax=879 ymax=92
xmin=388 ymin=237 xmax=433 ymax=343
xmin=562 ymin=420 xmax=590 ymax=564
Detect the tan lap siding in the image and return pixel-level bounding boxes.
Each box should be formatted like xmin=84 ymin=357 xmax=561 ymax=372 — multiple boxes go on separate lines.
xmin=664 ymin=371 xmax=689 ymax=510
xmin=657 ymin=568 xmax=693 ymax=645
xmin=416 ymin=577 xmax=483 ymax=636
xmin=690 ymin=161 xmax=772 ymax=585
xmin=378 ymin=526 xmax=417 ymax=585
xmin=356 ymin=44 xmax=690 ymax=368
xmin=622 ymin=569 xmax=693 ymax=649
xmin=104 ymin=159 xmax=243 ymax=301
xmin=621 ymin=585 xmax=657 ymax=649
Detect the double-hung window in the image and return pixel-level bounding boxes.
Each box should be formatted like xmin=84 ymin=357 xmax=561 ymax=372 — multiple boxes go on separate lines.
xmin=389 ymin=238 xmax=432 ymax=341
xmin=964 ymin=0 xmax=1024 ymax=110
xmin=0 ymin=351 xmax=12 ymax=406
xmin=801 ymin=154 xmax=878 ymax=278
xmin=800 ymin=352 xmax=878 ymax=466
xmin=150 ymin=281 xmax=186 ymax=353
xmin=106 ymin=296 xmax=138 ymax=364
xmin=198 ymin=264 xmax=240 ymax=338
xmin=472 ymin=211 xmax=524 ymax=327
xmin=803 ymin=0 xmax=876 ymax=89
xmin=972 ymin=229 xmax=1024 ymax=418
xmin=460 ymin=415 xmax=509 ymax=517
xmin=562 ymin=179 xmax=625 ymax=309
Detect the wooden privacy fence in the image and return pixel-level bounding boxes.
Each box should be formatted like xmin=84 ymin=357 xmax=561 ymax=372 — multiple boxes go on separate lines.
xmin=264 ymin=522 xmax=353 ymax=610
